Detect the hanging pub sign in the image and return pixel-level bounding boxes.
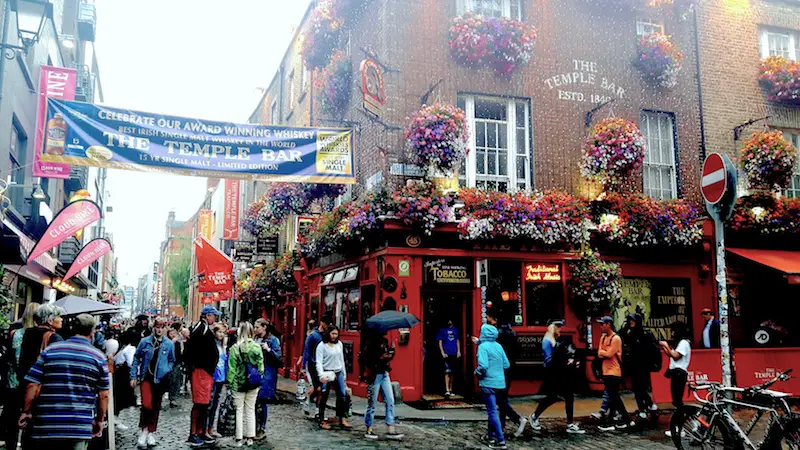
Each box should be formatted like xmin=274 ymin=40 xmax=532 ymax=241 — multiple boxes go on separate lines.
xmin=524 ymin=263 xmax=562 ymax=282
xmin=34 ymin=65 xmax=76 ymax=178
xmin=360 ymin=58 xmax=386 ymax=117
xmin=256 ymin=235 xmax=279 ymax=256
xmin=40 ymin=98 xmax=356 ymax=184
xmin=422 ymin=257 xmax=473 ymax=287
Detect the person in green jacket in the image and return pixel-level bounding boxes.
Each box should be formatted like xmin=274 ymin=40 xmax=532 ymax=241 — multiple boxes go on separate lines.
xmin=226 ymin=322 xmax=264 ymax=447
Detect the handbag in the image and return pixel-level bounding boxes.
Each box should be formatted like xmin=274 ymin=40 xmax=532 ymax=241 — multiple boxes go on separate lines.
xmin=217 ymin=389 xmax=236 ymax=437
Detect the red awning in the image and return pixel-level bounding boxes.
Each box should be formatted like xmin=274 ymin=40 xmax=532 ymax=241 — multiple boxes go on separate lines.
xmin=728 ymin=248 xmax=800 ymax=275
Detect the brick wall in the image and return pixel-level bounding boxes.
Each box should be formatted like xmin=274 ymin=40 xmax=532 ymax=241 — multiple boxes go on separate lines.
xmin=697 ymin=0 xmax=800 ymax=165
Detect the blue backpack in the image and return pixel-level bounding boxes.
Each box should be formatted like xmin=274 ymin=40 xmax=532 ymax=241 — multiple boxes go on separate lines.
xmin=238 ymin=344 xmax=262 ymax=391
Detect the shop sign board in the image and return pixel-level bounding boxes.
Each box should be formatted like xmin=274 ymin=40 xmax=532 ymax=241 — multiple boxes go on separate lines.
xmin=256 ymin=235 xmax=278 ymax=255
xmin=524 ymin=263 xmax=561 ymax=282
xmin=422 ymin=257 xmax=473 ymax=286
xmin=233 ymin=241 xmax=254 ymax=261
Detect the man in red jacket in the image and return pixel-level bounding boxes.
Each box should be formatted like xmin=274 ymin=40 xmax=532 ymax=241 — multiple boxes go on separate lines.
xmin=185 ymin=306 xmax=220 ymax=447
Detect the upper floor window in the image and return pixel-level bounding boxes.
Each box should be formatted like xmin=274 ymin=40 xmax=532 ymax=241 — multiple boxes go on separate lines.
xmin=641 ymin=111 xmax=678 ymax=200
xmin=270 ymin=100 xmax=279 ymax=125
xmin=300 ymin=64 xmax=308 ymax=94
xmin=457 ymin=95 xmax=531 ymax=192
xmin=287 ymin=70 xmax=295 ymax=110
xmin=782 ymin=132 xmax=800 ymax=198
xmin=458 ymin=0 xmax=521 ymax=19
xmin=9 ymin=121 xmax=26 ymax=184
xmin=636 ymin=20 xmax=664 ymax=38
xmin=759 ymin=27 xmax=800 ymax=61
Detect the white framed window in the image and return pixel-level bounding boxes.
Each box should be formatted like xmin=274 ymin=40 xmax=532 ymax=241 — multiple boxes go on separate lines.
xmin=759 ymin=27 xmax=800 ymax=60
xmin=300 ymin=64 xmax=308 ymax=93
xmin=636 ymin=20 xmax=664 ymax=38
xmin=458 ymin=0 xmax=521 ymax=19
xmin=457 ymin=95 xmax=531 ymax=192
xmin=270 ymin=100 xmax=279 ymax=125
xmin=782 ymin=132 xmax=800 ymax=198
xmin=287 ymin=70 xmax=295 ymax=109
xmin=641 ymin=111 xmax=678 ymax=200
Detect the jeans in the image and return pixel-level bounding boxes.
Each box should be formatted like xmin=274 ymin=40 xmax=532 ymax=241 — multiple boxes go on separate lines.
xmin=233 ymin=388 xmax=259 ymax=440
xmin=499 ymin=370 xmax=521 ymax=429
xmin=206 ymin=382 xmax=224 ymax=432
xmin=600 ymin=386 xmax=609 ymax=412
xmin=481 ymin=387 xmax=506 ymax=443
xmin=603 ymin=376 xmax=630 ymax=424
xmin=256 ymin=398 xmax=269 ymax=433
xmin=670 ymin=369 xmax=688 ymax=407
xmin=140 ymin=379 xmax=167 ymax=432
xmin=630 ymin=370 xmax=653 ymax=411
xmin=365 ymin=372 xmax=395 ymax=428
xmin=318 ymin=370 xmax=347 ymax=421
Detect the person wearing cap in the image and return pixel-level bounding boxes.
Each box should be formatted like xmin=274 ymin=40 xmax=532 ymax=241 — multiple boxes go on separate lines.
xmin=596 ymin=316 xmax=632 ymax=432
xmin=529 ymin=319 xmax=585 ymax=435
xmin=700 ymin=308 xmax=720 ymax=349
xmin=185 ymin=305 xmax=221 ymax=447
xmin=619 ymin=313 xmax=659 ymax=418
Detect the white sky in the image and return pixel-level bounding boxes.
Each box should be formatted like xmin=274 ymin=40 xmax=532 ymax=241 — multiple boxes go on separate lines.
xmin=95 ymin=0 xmax=311 ymax=288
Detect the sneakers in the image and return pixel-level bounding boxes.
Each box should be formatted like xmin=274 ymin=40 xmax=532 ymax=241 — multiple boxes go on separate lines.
xmin=245 ymin=438 xmax=254 ymax=446
xmin=233 ymin=439 xmax=245 ymax=447
xmin=650 ymin=403 xmax=659 ymax=411
xmin=638 ymin=411 xmax=648 ymax=420
xmin=187 ymin=435 xmax=205 ymax=447
xmin=254 ymin=431 xmax=267 ymax=441
xmin=566 ymin=423 xmax=586 ymax=435
xmin=590 ymin=410 xmax=607 ymax=420
xmin=529 ymin=416 xmax=542 ymax=432
xmin=147 ymin=433 xmax=156 ymax=447
xmin=137 ymin=431 xmax=148 ymax=449
xmin=116 ymin=421 xmax=129 ymax=431
xmin=488 ymin=442 xmax=508 ymax=450
xmin=386 ymin=432 xmax=404 ymax=441
xmin=480 ymin=434 xmax=497 ymax=445
xmin=364 ymin=430 xmax=378 ymax=440
xmin=598 ymin=424 xmax=617 ymax=432
xmin=514 ymin=417 xmax=528 ymax=437
xmin=200 ymin=434 xmax=216 ymax=444
xmin=616 ymin=422 xmax=630 ymax=430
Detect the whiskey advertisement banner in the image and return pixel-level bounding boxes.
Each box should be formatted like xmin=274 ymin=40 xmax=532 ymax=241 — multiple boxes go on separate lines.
xmin=40 ymin=99 xmax=356 ymax=184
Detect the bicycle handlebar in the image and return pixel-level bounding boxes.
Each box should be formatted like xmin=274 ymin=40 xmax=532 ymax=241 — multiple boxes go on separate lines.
xmin=687 ymin=369 xmax=792 ymax=397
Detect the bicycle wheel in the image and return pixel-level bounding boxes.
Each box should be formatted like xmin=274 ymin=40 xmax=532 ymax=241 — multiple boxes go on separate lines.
xmin=762 ymin=418 xmax=800 ymax=450
xmin=670 ymin=405 xmax=739 ymax=450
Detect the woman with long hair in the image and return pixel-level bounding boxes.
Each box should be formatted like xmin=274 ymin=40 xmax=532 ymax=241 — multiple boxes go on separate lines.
xmin=227 ymin=322 xmax=264 ymax=447
xmin=315 ymin=325 xmax=352 ymax=430
xmin=529 ymin=320 xmax=584 ymax=435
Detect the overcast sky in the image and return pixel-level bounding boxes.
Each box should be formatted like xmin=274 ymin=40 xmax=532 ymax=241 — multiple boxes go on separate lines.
xmin=95 ymin=0 xmax=311 ymax=288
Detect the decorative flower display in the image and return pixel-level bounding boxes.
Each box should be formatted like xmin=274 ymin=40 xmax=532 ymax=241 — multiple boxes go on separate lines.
xmin=568 ymin=250 xmax=621 ymax=312
xmin=300 ymin=0 xmax=344 ymax=70
xmin=405 ymin=103 xmax=469 ymax=173
xmin=344 ymin=189 xmax=392 ymax=238
xmin=297 ymin=205 xmax=349 ymax=260
xmin=315 ymin=50 xmax=352 ymax=115
xmin=457 ymin=189 xmax=588 ymax=247
xmin=447 ymin=12 xmax=537 ymax=76
xmin=759 ymin=57 xmax=800 ymax=105
xmin=636 ymin=32 xmax=684 ymax=89
xmin=237 ymin=252 xmax=300 ymax=301
xmin=581 ymin=118 xmax=646 ymax=190
xmin=729 ymin=193 xmax=800 ymax=236
xmin=242 ymin=183 xmax=346 ymax=237
xmin=594 ymin=193 xmax=703 ymax=248
xmin=392 ymin=183 xmax=453 ymax=235
xmin=740 ymin=131 xmax=798 ymax=191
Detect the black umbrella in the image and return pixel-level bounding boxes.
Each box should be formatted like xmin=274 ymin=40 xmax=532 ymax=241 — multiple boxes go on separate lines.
xmin=366 ymin=310 xmax=420 ymax=332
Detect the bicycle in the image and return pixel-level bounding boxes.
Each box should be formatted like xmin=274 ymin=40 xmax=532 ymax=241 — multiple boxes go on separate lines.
xmin=669 ymin=369 xmax=800 ymax=450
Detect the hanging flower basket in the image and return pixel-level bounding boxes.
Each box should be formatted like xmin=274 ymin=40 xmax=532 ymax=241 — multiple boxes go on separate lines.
xmin=759 ymin=57 xmax=800 ymax=106
xmin=580 ymin=118 xmax=646 ymax=190
xmin=392 ymin=182 xmax=454 ymax=236
xmin=300 ymin=0 xmax=344 ymax=70
xmin=405 ymin=103 xmax=469 ymax=173
xmin=447 ymin=12 xmax=537 ymax=76
xmin=242 ymin=183 xmax=346 ymax=237
xmin=315 ymin=50 xmax=352 ymax=115
xmin=636 ymin=32 xmax=684 ymax=89
xmin=594 ymin=193 xmax=703 ymax=248
xmin=568 ymin=250 xmax=621 ymax=316
xmin=740 ymin=131 xmax=798 ymax=191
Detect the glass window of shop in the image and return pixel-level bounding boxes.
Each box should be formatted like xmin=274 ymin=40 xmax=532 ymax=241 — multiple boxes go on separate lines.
xmin=524 ymin=263 xmax=564 ymax=326
xmin=321 ymin=284 xmax=362 ymax=332
xmin=361 ymin=285 xmax=376 ymax=330
xmin=486 ymin=260 xmax=523 ymax=325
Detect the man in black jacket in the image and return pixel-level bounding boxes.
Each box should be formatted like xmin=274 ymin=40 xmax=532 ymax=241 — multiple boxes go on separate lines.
xmin=700 ymin=308 xmax=721 ymax=349
xmin=619 ymin=313 xmax=658 ymax=417
xmin=185 ymin=306 xmax=220 ymax=447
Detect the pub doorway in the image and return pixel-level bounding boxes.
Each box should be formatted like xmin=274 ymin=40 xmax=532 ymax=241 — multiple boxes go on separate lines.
xmin=422 ymin=291 xmax=473 ymax=399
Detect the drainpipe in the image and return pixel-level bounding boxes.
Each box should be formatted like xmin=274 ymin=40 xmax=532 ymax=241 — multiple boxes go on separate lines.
xmin=0 ymin=0 xmax=12 ymax=103
xmin=693 ymin=6 xmax=707 ymax=163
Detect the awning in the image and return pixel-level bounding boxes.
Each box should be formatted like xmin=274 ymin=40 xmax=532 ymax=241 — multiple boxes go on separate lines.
xmin=728 ymin=248 xmax=800 ymax=275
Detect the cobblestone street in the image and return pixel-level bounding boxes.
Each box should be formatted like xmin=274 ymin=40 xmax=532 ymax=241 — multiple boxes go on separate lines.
xmin=113 ymin=395 xmax=676 ymax=450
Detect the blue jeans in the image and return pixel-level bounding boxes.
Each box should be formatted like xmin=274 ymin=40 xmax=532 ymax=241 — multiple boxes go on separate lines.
xmin=365 ymin=372 xmax=395 ymax=428
xmin=481 ymin=387 xmax=506 ymax=443
xmin=256 ymin=399 xmax=269 ymax=432
xmin=319 ymin=370 xmax=347 ymax=420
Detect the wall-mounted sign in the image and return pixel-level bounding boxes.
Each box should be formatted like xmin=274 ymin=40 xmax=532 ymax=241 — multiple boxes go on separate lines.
xmin=360 ymin=58 xmax=386 ymax=117
xmin=616 ymin=277 xmax=691 ymax=341
xmin=423 ymin=257 xmax=473 ymax=286
xmin=524 ymin=263 xmax=562 ymax=282
xmin=34 ymin=65 xmax=76 ymax=179
xmin=223 ymin=179 xmax=240 ymax=240
xmin=543 ymin=59 xmax=627 ymax=104
xmin=405 ymin=235 xmax=421 ymax=248
xmin=198 ymin=210 xmax=213 ymax=239
xmin=256 ymin=235 xmax=278 ymax=255
xmin=398 ymin=260 xmax=410 ymax=277
xmin=233 ymin=241 xmax=254 ymax=262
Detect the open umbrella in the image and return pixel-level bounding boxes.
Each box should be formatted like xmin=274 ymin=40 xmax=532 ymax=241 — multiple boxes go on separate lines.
xmin=366 ymin=310 xmax=420 ymax=332
xmin=54 ymin=295 xmax=123 ymax=316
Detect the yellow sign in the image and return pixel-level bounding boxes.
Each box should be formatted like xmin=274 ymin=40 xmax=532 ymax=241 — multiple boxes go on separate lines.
xmin=198 ymin=210 xmax=213 ymax=239
xmin=616 ymin=278 xmax=652 ymax=330
xmin=316 ymin=131 xmax=353 ymax=175
xmin=524 ymin=263 xmax=562 ymax=282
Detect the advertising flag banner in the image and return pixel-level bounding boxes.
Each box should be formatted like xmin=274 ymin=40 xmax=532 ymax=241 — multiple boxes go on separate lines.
xmin=27 ymin=199 xmax=102 ymax=264
xmin=223 ymin=179 xmax=239 ymax=240
xmin=63 ymin=238 xmax=112 ymax=281
xmin=198 ymin=210 xmax=213 ymax=239
xmin=40 ymin=98 xmax=356 ymax=184
xmin=195 ymin=236 xmax=233 ymax=293
xmin=34 ymin=66 xmax=77 ymax=178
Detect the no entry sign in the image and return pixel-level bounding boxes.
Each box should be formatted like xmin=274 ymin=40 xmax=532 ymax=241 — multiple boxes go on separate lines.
xmin=702 ymin=153 xmax=727 ymax=204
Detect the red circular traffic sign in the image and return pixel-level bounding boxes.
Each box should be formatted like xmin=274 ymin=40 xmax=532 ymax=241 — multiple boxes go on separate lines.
xmin=701 ymin=153 xmax=727 ymax=204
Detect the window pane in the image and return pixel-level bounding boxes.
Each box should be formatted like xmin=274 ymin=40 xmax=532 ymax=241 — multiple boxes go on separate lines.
xmin=517 ymin=156 xmax=527 ymax=180
xmin=487 ymin=261 xmax=523 ymax=325
xmin=498 ymin=123 xmax=507 ymax=149
xmin=347 ymin=287 xmax=360 ymax=331
xmin=477 ymin=149 xmax=486 ymax=174
xmin=476 ymin=122 xmax=486 ymax=147
xmin=641 ymin=111 xmax=677 ymax=199
xmin=475 ymin=98 xmax=506 ymax=120
xmin=515 ymin=101 xmax=526 ymax=127
xmin=525 ymin=281 xmax=564 ymax=327
xmin=487 ymin=123 xmax=497 ymax=148
xmin=499 ymin=150 xmax=507 ymax=176
xmin=488 ymin=150 xmax=497 ymax=174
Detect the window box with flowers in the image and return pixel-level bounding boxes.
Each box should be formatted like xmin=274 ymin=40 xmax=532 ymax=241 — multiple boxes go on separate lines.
xmin=635 ymin=32 xmax=684 ymax=89
xmin=759 ymin=57 xmax=800 ymax=106
xmin=447 ymin=12 xmax=537 ymax=76
xmin=728 ymin=192 xmax=800 ymax=247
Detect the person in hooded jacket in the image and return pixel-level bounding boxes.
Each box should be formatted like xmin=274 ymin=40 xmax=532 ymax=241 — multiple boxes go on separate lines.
xmin=475 ymin=324 xmax=510 ymax=450
xmin=619 ymin=313 xmax=658 ymax=418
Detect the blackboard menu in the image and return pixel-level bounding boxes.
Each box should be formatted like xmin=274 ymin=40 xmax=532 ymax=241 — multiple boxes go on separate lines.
xmin=516 ymin=334 xmax=544 ymax=363
xmin=343 ymin=341 xmax=354 ymax=374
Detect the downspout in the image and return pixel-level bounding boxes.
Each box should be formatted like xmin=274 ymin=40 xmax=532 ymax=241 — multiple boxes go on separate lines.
xmin=693 ymin=6 xmax=707 ymax=162
xmin=0 ymin=0 xmax=12 ymax=103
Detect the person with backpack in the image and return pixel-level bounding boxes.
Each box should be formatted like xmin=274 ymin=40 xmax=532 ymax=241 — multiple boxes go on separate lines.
xmin=596 ymin=316 xmax=632 ymax=432
xmin=619 ymin=313 xmax=660 ymax=419
xmin=226 ymin=322 xmax=264 ymax=447
xmin=529 ymin=319 xmax=585 ymax=435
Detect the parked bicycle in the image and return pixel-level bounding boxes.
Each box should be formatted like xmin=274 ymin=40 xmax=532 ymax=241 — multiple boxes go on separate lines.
xmin=669 ymin=369 xmax=799 ymax=450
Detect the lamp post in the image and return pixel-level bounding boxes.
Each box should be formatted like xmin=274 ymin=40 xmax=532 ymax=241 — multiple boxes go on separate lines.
xmin=0 ymin=0 xmax=54 ymax=103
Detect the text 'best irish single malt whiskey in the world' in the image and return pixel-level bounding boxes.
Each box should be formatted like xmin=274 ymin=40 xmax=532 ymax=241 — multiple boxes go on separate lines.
xmin=45 ymin=113 xmax=67 ymax=156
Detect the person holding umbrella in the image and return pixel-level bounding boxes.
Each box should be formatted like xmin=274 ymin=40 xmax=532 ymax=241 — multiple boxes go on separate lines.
xmin=361 ymin=329 xmax=403 ymax=441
